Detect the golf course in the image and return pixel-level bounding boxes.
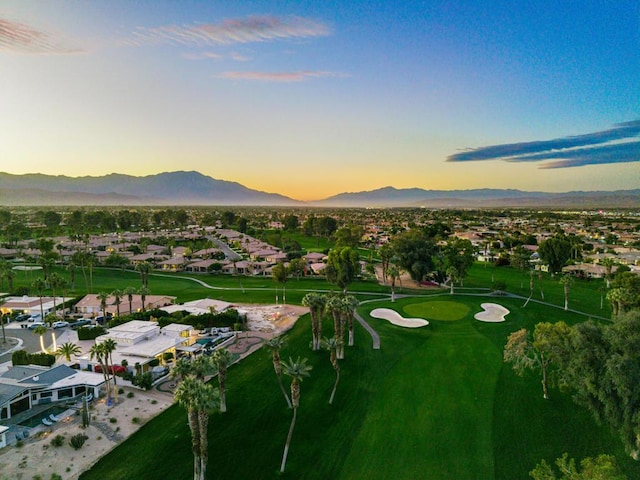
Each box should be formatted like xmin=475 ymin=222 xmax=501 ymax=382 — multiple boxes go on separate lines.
xmin=76 ymin=267 xmax=640 ymax=479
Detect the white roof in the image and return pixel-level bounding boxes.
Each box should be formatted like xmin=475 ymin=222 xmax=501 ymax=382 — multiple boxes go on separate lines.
xmin=49 ymin=370 xmax=105 ymax=389
xmin=118 ymin=335 xmax=184 ymax=358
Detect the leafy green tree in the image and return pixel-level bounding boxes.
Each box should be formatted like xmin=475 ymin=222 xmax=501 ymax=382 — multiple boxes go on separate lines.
xmin=280 ymin=357 xmax=312 ymax=473
xmin=504 ymin=322 xmax=572 ymax=400
xmin=530 ymin=453 xmax=627 ymax=480
xmin=325 ymin=247 xmax=360 ymax=294
xmin=441 ymin=238 xmax=475 ymax=286
xmin=391 ymin=229 xmax=436 ymax=282
xmin=283 ymin=214 xmax=299 ymax=231
xmin=538 ymin=235 xmax=572 ymax=274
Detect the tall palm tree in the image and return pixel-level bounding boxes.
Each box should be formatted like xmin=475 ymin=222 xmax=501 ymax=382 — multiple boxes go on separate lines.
xmin=138 ymin=286 xmax=150 ymax=312
xmin=264 ymin=335 xmax=292 ymax=408
xmin=0 ymin=299 xmax=6 ymax=345
xmin=33 ymin=325 xmax=49 ymax=353
xmin=56 ymin=342 xmax=81 ymax=362
xmin=212 ymin=348 xmax=233 ymax=413
xmin=123 ymin=286 xmax=137 ymax=315
xmin=101 ymin=338 xmax=119 ymax=402
xmin=90 ymin=343 xmax=112 ymax=402
xmin=31 ymin=277 xmax=46 ymax=320
xmin=97 ymin=292 xmax=110 ymax=321
xmin=342 ymin=295 xmax=359 ymax=348
xmin=560 ymin=274 xmax=573 ymax=311
xmin=135 ymin=261 xmax=152 ymax=288
xmin=280 ymin=356 xmax=312 ymax=473
xmin=111 ymin=289 xmax=123 ymax=318
xmin=600 ymin=257 xmax=616 ymax=288
xmin=86 ymin=252 xmax=96 ymax=293
xmin=174 ymin=375 xmax=220 ymax=480
xmin=48 ymin=272 xmax=64 ymax=317
xmin=67 ymin=258 xmax=76 ymax=291
xmin=321 ymin=336 xmax=341 ymax=404
xmin=387 ymin=265 xmax=400 ymax=302
xmin=302 ymin=293 xmax=326 ymax=351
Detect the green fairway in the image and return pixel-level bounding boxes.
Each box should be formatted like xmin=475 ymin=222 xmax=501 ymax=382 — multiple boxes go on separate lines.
xmin=80 ymin=290 xmax=640 ymax=480
xmin=403 ymin=299 xmax=470 ymax=321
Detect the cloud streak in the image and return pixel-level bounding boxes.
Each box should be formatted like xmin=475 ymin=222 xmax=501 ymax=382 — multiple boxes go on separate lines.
xmin=217 ymin=70 xmax=344 ymax=82
xmin=0 ymin=17 xmax=80 ymax=54
xmin=130 ymin=15 xmax=330 ymax=47
xmin=447 ymin=120 xmax=640 ymax=168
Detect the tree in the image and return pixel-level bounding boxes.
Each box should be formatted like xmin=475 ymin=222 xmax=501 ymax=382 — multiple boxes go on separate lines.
xmin=101 ymin=338 xmax=119 ymax=403
xmin=271 ymin=262 xmax=288 ymax=304
xmin=302 ymin=293 xmax=326 ymax=351
xmin=559 ymin=274 xmax=573 ymax=311
xmin=538 ymin=235 xmax=572 ymax=274
xmin=31 ymin=277 xmax=46 ymax=320
xmin=530 ymin=453 xmax=627 ymax=480
xmin=441 ymin=238 xmax=475 ymax=287
xmin=387 ymin=265 xmax=400 ymax=302
xmin=326 ymin=295 xmax=343 ymax=354
xmin=97 ymin=292 xmax=110 ymax=320
xmin=378 ymin=243 xmax=393 ymax=283
xmin=283 ymin=214 xmax=299 ymax=231
xmin=33 ymin=325 xmax=49 ymax=354
xmin=600 ymin=257 xmax=616 ymax=288
xmin=503 ymin=322 xmax=572 ymax=400
xmin=446 ymin=266 xmax=459 ymax=294
xmin=135 ymin=261 xmax=152 ymax=288
xmin=511 ymin=246 xmax=532 ymax=289
xmin=139 ymin=286 xmax=150 ymax=312
xmin=123 ymin=286 xmax=137 ymax=315
xmin=264 ymin=335 xmax=292 ymax=408
xmin=342 ymin=295 xmax=359 ymax=347
xmin=0 ymin=299 xmax=5 ymax=345
xmin=280 ymin=357 xmax=312 ymax=473
xmin=321 ymin=336 xmax=341 ymax=404
xmin=90 ymin=343 xmax=112 ymax=403
xmin=111 ymin=289 xmax=123 ymax=318
xmin=56 ymin=342 xmax=81 ymax=362
xmin=325 ymin=246 xmax=360 ymax=294
xmin=391 ymin=229 xmax=436 ymax=282
xmin=174 ymin=375 xmax=220 ymax=480
xmin=212 ymin=348 xmax=233 ymax=413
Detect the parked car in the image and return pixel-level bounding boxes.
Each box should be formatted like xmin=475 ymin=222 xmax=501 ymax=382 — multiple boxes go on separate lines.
xmin=69 ymin=319 xmax=93 ymax=329
xmin=28 ymin=314 xmax=42 ymax=322
xmin=52 ymin=321 xmax=70 ymax=329
xmin=27 ymin=321 xmax=46 ymax=330
xmin=94 ymin=314 xmax=113 ymax=325
xmin=15 ymin=313 xmax=30 ymax=322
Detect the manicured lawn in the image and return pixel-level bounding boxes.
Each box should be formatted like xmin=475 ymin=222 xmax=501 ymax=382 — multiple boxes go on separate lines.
xmin=81 ymin=292 xmax=638 ymax=480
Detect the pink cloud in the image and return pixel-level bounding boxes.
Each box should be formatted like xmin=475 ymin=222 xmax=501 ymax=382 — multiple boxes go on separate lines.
xmin=0 ymin=16 xmax=81 ymax=54
xmin=217 ymin=70 xmax=345 ymax=82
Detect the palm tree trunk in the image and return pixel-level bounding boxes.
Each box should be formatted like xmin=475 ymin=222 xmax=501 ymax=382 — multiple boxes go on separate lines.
xmin=280 ymin=407 xmax=297 ymax=473
xmin=219 ymin=372 xmax=227 ymax=413
xmin=198 ymin=410 xmax=208 ymax=480
xmin=276 ymin=372 xmax=292 ymax=408
xmin=187 ymin=411 xmax=201 ymax=480
xmin=348 ymin=324 xmax=354 ymax=346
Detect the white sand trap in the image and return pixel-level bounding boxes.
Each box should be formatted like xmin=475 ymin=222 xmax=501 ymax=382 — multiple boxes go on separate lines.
xmin=370 ymin=308 xmax=429 ymax=328
xmin=475 ymin=303 xmax=510 ymax=322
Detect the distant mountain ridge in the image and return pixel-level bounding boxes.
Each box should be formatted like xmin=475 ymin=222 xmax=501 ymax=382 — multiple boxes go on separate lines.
xmin=0 ymin=172 xmax=637 ymax=207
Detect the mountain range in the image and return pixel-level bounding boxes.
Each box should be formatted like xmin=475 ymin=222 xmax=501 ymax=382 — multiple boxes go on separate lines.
xmin=0 ymin=171 xmax=637 ymax=208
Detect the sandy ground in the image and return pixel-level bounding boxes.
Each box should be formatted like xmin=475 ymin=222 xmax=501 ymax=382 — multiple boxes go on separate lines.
xmin=474 ymin=303 xmax=510 ymax=322
xmin=0 ymin=304 xmax=307 ymax=480
xmin=369 ymin=308 xmax=429 ymax=328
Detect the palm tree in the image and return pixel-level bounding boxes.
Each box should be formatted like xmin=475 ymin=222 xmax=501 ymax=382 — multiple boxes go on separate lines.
xmin=342 ymin=295 xmax=359 ymax=348
xmin=31 ymin=277 xmax=46 ymax=320
xmin=212 ymin=348 xmax=233 ymax=413
xmin=264 ymin=335 xmax=292 ymax=408
xmin=302 ymin=293 xmax=326 ymax=350
xmin=123 ymin=286 xmax=137 ymax=315
xmin=138 ymin=286 xmax=150 ymax=312
xmin=387 ymin=265 xmax=400 ymax=302
xmin=67 ymin=259 xmax=76 ymax=291
xmin=101 ymin=338 xmax=119 ymax=402
xmin=86 ymin=252 xmax=96 ymax=293
xmin=0 ymin=299 xmax=6 ymax=345
xmin=280 ymin=356 xmax=312 ymax=473
xmin=174 ymin=375 xmax=220 ymax=480
xmin=111 ymin=289 xmax=123 ymax=318
xmin=97 ymin=292 xmax=110 ymax=321
xmin=49 ymin=272 xmax=64 ymax=317
xmin=56 ymin=342 xmax=81 ymax=362
xmin=33 ymin=325 xmax=49 ymax=353
xmin=272 ymin=262 xmax=288 ymax=304
xmin=321 ymin=336 xmax=341 ymax=404
xmin=90 ymin=343 xmax=112 ymax=402
xmin=600 ymin=257 xmax=616 ymax=288
xmin=560 ymin=274 xmax=573 ymax=311
xmin=135 ymin=261 xmax=152 ymax=288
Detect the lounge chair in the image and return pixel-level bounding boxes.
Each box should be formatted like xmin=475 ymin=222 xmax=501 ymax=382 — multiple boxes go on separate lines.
xmin=85 ymin=393 xmax=93 ymax=403
xmin=42 ymin=418 xmax=53 ymax=426
xmin=15 ymin=431 xmax=23 ymax=441
xmin=49 ymin=413 xmax=59 ymax=422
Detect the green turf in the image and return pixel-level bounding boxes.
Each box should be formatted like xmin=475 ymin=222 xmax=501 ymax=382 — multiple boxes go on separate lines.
xmin=80 ymin=292 xmax=640 ymax=480
xmin=403 ymin=300 xmax=470 ymax=321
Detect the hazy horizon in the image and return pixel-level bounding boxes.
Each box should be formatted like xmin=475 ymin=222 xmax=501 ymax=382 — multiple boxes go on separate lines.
xmin=1 ymin=1 xmax=639 ymax=200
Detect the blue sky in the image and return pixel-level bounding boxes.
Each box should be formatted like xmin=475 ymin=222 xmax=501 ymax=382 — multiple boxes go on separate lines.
xmin=1 ymin=1 xmax=638 ymax=200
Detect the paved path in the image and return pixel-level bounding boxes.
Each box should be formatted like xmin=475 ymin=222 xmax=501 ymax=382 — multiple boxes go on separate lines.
xmin=354 ymin=312 xmax=380 ymax=350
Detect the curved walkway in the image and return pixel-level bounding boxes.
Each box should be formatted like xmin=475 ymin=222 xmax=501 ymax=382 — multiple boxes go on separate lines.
xmin=354 ymin=312 xmax=380 ymax=350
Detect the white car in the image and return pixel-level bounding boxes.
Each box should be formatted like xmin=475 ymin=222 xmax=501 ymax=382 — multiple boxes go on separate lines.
xmin=52 ymin=321 xmax=70 ymax=329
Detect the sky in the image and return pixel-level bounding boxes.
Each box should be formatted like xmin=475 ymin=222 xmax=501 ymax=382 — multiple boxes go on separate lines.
xmin=1 ymin=1 xmax=639 ymax=201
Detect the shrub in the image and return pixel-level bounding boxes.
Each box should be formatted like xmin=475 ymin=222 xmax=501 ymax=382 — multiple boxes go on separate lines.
xmin=77 ymin=326 xmax=107 ymax=340
xmin=50 ymin=435 xmax=65 ymax=447
xmin=118 ymin=388 xmax=124 ymax=395
xmin=69 ymin=433 xmax=88 ymax=450
xmin=127 ymin=391 xmax=135 ymax=398
xmin=12 ymin=350 xmax=55 ymax=367
xmin=131 ymin=372 xmax=153 ymax=390
xmin=51 ymin=474 xmax=63 ymax=480
xmin=132 ymin=417 xmax=141 ymax=424
xmin=11 ymin=349 xmax=28 ymax=366
xmin=109 ymin=417 xmax=117 ymax=424
xmin=148 ymin=358 xmax=160 ymax=367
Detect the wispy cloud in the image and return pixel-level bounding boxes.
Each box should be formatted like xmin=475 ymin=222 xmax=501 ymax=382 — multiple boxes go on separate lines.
xmin=217 ymin=70 xmax=345 ymax=82
xmin=130 ymin=15 xmax=330 ymax=47
xmin=447 ymin=120 xmax=640 ymax=168
xmin=0 ymin=17 xmax=81 ymax=54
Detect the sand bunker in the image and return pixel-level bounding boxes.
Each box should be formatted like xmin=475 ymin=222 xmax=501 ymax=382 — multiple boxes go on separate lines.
xmin=370 ymin=308 xmax=429 ymax=328
xmin=474 ymin=303 xmax=510 ymax=322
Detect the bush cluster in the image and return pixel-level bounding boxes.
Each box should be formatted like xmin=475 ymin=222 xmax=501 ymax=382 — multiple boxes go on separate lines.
xmin=12 ymin=350 xmax=55 ymax=367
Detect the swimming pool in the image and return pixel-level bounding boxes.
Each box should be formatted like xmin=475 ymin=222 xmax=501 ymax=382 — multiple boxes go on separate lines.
xmin=18 ymin=405 xmax=69 ymax=428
